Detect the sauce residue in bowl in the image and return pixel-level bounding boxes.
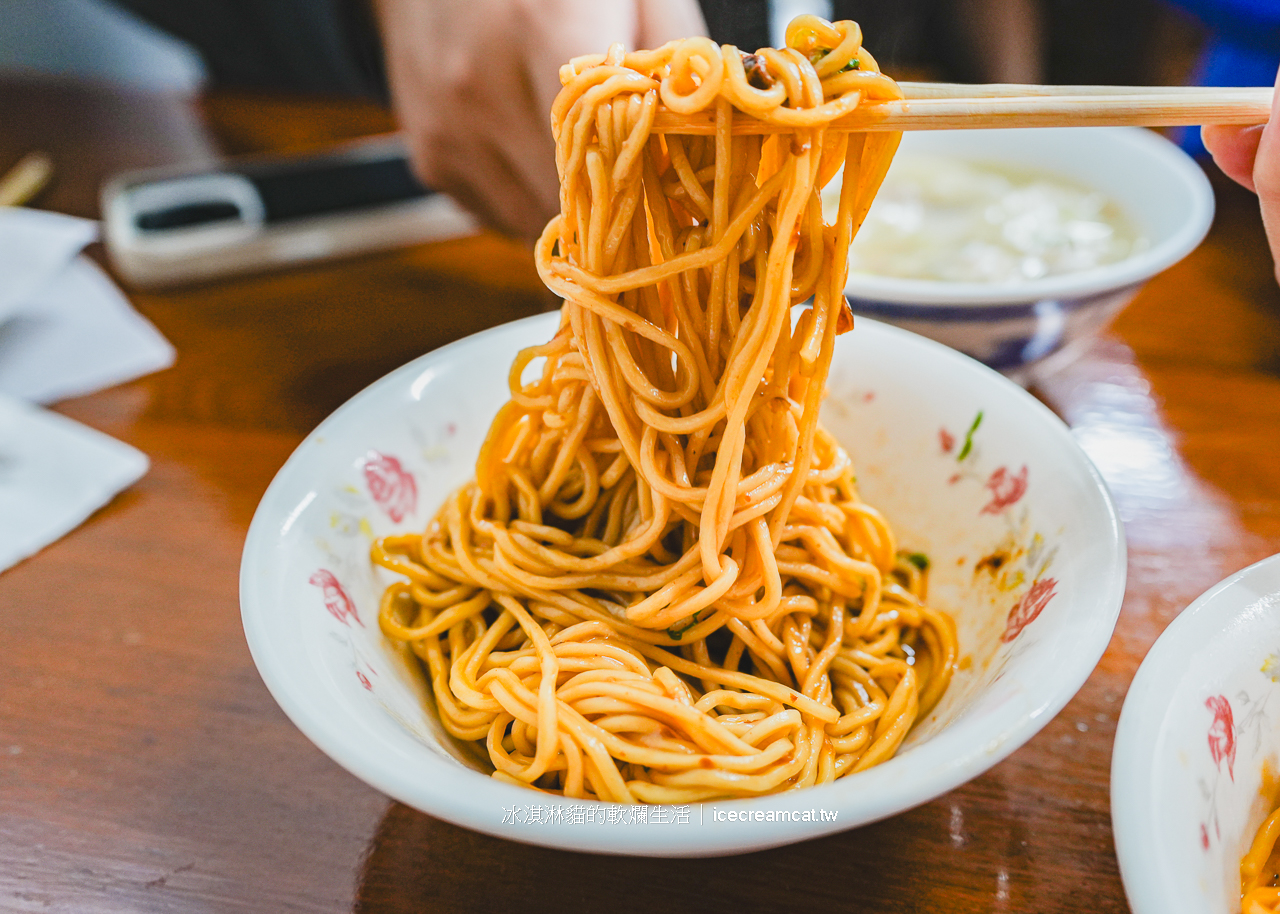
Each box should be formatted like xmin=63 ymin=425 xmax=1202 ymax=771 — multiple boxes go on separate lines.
xmin=828 ymin=155 xmax=1148 ymax=284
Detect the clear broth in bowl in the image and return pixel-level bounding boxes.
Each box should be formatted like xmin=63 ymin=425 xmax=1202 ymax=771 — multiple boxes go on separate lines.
xmin=826 ymin=155 xmax=1148 ymax=284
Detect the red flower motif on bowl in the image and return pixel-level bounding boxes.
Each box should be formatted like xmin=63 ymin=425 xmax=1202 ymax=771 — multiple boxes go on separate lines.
xmin=364 ymin=451 xmax=417 ymax=523
xmin=982 ymin=465 xmax=1028 ymax=515
xmin=309 ymin=569 xmax=363 ymax=627
xmin=1205 ymin=694 xmax=1235 ymax=781
xmin=1001 ymin=577 xmax=1058 ymax=643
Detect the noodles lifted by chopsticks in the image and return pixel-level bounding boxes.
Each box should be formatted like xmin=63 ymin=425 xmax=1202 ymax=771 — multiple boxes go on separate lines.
xmin=373 ymin=16 xmax=958 ymax=802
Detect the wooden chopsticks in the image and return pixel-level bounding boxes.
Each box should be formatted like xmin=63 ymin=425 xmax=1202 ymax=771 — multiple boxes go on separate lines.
xmin=897 ymin=82 xmax=1270 ymax=98
xmin=651 ymin=85 xmax=1274 ymax=134
xmin=0 ymin=152 xmax=53 ymax=207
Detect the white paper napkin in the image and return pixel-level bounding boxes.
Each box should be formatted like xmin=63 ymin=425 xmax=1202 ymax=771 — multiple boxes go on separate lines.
xmin=0 ymin=255 xmax=175 ymax=404
xmin=0 ymin=207 xmax=98 ymax=325
xmin=0 ymin=394 xmax=148 ymax=573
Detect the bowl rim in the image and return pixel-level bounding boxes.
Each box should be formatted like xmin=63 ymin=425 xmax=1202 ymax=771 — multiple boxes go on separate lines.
xmin=842 ymin=126 xmax=1215 ymax=306
xmin=1111 ymin=552 xmax=1280 ymax=914
xmin=240 ymin=311 xmax=1127 ymax=856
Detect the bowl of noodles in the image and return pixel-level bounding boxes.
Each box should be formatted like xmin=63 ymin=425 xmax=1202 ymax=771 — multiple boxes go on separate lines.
xmin=240 ymin=310 xmax=1125 ymax=855
xmin=241 ymin=19 xmax=1125 ymax=855
xmin=829 ymin=125 xmax=1214 ymax=377
xmin=1112 ymin=553 xmax=1280 ymax=914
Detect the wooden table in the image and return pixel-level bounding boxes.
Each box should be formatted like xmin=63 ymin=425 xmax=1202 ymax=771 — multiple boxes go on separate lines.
xmin=2 ymin=76 xmax=1278 ymax=913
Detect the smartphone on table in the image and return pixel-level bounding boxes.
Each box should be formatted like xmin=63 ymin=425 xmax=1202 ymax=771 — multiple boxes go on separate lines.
xmin=102 ymin=135 xmax=477 ymax=289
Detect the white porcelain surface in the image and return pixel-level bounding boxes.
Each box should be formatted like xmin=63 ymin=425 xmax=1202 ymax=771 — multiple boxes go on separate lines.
xmin=241 ymin=311 xmax=1126 ymax=856
xmin=844 ymin=127 xmax=1214 ymax=371
xmin=1113 ymin=553 xmax=1280 ymax=914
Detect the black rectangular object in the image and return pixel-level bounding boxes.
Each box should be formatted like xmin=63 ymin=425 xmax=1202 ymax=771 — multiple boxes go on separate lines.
xmin=238 ymin=156 xmax=431 ymax=224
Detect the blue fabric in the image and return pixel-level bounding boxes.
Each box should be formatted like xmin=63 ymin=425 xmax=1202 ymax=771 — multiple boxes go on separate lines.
xmin=1166 ymin=0 xmax=1280 ymax=157
xmin=1166 ymin=0 xmax=1280 ymax=47
xmin=1175 ymin=38 xmax=1279 ymax=156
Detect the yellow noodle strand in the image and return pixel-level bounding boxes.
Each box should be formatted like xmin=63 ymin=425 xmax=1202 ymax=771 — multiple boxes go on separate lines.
xmin=373 ymin=18 xmax=957 ymax=802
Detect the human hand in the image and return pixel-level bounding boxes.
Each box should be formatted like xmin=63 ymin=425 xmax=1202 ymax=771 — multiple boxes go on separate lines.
xmin=375 ymin=0 xmax=706 ymax=242
xmin=1202 ymin=68 xmax=1280 ymax=281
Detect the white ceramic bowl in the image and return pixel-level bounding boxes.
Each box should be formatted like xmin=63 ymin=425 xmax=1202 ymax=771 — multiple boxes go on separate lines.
xmin=844 ymin=127 xmax=1214 ymax=374
xmin=241 ymin=311 xmax=1126 ymax=856
xmin=1113 ymin=553 xmax=1280 ymax=913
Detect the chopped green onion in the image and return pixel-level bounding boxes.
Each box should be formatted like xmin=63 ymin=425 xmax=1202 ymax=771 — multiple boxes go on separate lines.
xmin=809 ymin=49 xmax=859 ymax=72
xmin=666 ymin=610 xmax=702 ymax=640
xmin=957 ymin=410 xmax=984 ymax=462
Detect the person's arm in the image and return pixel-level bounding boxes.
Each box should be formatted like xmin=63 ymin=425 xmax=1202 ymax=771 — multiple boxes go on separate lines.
xmin=1202 ymin=69 xmax=1280 ymax=282
xmin=372 ymin=0 xmax=706 ymax=241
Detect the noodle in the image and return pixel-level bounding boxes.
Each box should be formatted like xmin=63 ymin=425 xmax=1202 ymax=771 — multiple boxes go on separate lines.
xmin=1244 ymin=805 xmax=1280 ymax=913
xmin=373 ymin=16 xmax=958 ymax=803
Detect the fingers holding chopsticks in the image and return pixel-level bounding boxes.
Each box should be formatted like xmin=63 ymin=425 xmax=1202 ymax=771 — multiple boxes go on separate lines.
xmin=1203 ymin=65 xmax=1280 ymax=282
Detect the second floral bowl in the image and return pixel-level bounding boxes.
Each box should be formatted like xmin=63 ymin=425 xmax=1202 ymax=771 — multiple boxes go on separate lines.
xmin=1113 ymin=553 xmax=1280 ymax=914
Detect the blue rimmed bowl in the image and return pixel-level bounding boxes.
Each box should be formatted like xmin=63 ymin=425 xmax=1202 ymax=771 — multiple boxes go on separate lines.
xmin=844 ymin=127 xmax=1215 ymax=376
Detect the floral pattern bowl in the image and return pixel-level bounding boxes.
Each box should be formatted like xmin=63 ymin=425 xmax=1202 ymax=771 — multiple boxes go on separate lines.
xmin=240 ymin=311 xmax=1126 ymax=856
xmin=1113 ymin=553 xmax=1280 ymax=913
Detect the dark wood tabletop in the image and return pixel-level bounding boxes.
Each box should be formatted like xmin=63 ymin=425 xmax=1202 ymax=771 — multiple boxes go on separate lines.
xmin=2 ymin=75 xmax=1278 ymax=914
